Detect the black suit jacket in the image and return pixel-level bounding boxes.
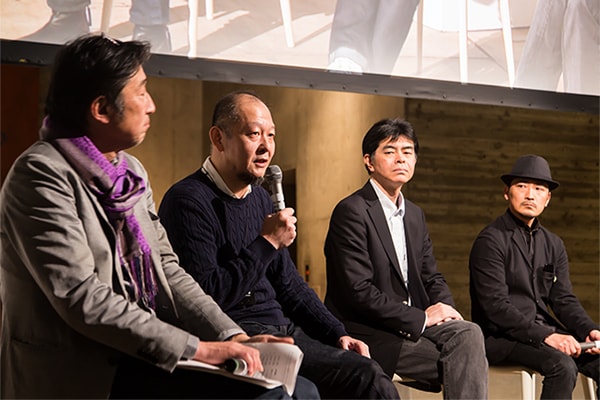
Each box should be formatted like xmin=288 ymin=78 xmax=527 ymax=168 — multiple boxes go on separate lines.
xmin=324 ymin=181 xmax=454 ymax=375
xmin=469 ymin=210 xmax=599 ymax=364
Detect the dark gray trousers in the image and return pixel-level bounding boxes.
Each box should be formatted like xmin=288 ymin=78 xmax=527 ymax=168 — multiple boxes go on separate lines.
xmin=395 ymin=320 xmax=488 ymax=399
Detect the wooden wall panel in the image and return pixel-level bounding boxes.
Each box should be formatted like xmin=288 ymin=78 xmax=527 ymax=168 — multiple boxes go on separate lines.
xmin=128 ymin=77 xmax=206 ymax=203
xmin=0 ymin=64 xmax=42 ymax=184
xmin=404 ymin=99 xmax=599 ymax=320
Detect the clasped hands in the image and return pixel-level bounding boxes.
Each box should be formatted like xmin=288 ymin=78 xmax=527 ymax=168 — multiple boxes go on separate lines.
xmin=425 ymin=302 xmax=464 ymax=327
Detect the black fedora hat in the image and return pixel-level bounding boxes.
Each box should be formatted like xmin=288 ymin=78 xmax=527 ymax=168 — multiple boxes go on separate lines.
xmin=501 ymin=154 xmax=559 ymax=190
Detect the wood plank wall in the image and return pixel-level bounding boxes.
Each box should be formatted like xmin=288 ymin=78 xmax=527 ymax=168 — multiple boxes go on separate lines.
xmin=403 ymin=99 xmax=599 ymax=320
xmin=0 ymin=64 xmax=41 ymax=183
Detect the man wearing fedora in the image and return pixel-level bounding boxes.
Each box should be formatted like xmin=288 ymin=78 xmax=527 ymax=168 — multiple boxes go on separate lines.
xmin=469 ymin=154 xmax=599 ymax=399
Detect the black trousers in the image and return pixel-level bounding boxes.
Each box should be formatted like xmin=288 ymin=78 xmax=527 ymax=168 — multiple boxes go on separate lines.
xmin=501 ymin=341 xmax=599 ymax=400
xmin=109 ymin=354 xmax=294 ymax=399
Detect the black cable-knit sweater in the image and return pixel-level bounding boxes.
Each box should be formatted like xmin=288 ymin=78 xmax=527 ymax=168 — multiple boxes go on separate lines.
xmin=158 ymin=169 xmax=347 ymax=345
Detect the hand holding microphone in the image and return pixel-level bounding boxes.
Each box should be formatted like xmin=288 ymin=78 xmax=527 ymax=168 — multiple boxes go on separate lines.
xmin=192 ymin=340 xmax=263 ymax=377
xmin=262 ymin=165 xmax=296 ymax=249
xmin=579 ymin=341 xmax=600 ymax=351
xmin=580 ymin=330 xmax=600 ymax=354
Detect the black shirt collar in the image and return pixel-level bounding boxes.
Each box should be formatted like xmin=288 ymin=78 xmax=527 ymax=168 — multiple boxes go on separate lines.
xmin=507 ymin=209 xmax=540 ymax=233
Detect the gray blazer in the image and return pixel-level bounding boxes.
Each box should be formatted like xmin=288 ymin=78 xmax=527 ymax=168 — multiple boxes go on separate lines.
xmin=0 ymin=141 xmax=243 ymax=398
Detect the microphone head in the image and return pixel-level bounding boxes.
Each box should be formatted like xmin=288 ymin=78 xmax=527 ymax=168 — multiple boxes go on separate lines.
xmin=265 ymin=165 xmax=283 ymax=183
xmin=264 ymin=165 xmax=285 ymax=211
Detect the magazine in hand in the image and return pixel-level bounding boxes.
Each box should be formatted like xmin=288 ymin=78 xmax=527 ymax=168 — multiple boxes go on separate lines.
xmin=176 ymin=342 xmax=303 ymax=395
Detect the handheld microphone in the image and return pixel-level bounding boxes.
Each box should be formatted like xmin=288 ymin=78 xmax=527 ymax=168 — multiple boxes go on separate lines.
xmin=580 ymin=341 xmax=600 ymax=351
xmin=221 ymin=358 xmax=248 ymax=375
xmin=264 ymin=165 xmax=286 ymax=212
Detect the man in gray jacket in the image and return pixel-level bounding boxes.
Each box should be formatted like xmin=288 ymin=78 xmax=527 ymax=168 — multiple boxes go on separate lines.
xmin=0 ymin=34 xmax=317 ymax=399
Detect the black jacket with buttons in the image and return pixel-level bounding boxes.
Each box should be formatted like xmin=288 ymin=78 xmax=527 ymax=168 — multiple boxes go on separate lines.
xmin=469 ymin=210 xmax=598 ymax=364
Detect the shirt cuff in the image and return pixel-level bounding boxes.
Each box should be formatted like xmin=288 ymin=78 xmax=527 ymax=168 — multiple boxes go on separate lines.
xmin=182 ymin=334 xmax=200 ymax=360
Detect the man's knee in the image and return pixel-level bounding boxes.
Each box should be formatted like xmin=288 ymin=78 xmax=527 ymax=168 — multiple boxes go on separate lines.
xmin=445 ymin=321 xmax=487 ymax=364
xmin=347 ymin=352 xmax=387 ymax=380
xmin=453 ymin=321 xmax=485 ymax=346
xmin=548 ymin=354 xmax=578 ymax=384
xmin=361 ymin=358 xmax=399 ymax=399
xmin=294 ymin=376 xmax=320 ymax=399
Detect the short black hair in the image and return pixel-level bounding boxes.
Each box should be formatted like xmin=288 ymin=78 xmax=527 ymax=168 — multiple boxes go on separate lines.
xmin=45 ymin=34 xmax=152 ymax=135
xmin=362 ymin=118 xmax=419 ymax=172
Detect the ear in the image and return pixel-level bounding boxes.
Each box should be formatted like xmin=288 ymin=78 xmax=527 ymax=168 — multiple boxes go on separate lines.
xmin=90 ymin=95 xmax=111 ymax=124
xmin=503 ymin=186 xmax=509 ymax=201
xmin=545 ymin=192 xmax=551 ymax=207
xmin=209 ymin=126 xmax=225 ymax=152
xmin=363 ymin=154 xmax=374 ymax=173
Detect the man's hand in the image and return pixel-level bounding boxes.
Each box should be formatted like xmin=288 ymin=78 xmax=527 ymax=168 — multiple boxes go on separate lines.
xmin=424 ymin=302 xmax=463 ymax=327
xmin=196 ymin=335 xmax=294 ymax=376
xmin=544 ymin=333 xmax=580 ymax=356
xmin=262 ymin=208 xmax=297 ymax=249
xmin=192 ymin=341 xmax=263 ymax=376
xmin=583 ymin=330 xmax=600 ymax=355
xmin=338 ymin=335 xmax=371 ymax=358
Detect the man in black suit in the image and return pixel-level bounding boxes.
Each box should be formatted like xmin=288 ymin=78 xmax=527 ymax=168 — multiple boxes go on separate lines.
xmin=469 ymin=154 xmax=599 ymax=399
xmin=324 ymin=118 xmax=488 ymax=399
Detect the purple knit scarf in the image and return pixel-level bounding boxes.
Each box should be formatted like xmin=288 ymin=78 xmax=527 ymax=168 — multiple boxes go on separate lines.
xmin=51 ymin=134 xmax=158 ymax=310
